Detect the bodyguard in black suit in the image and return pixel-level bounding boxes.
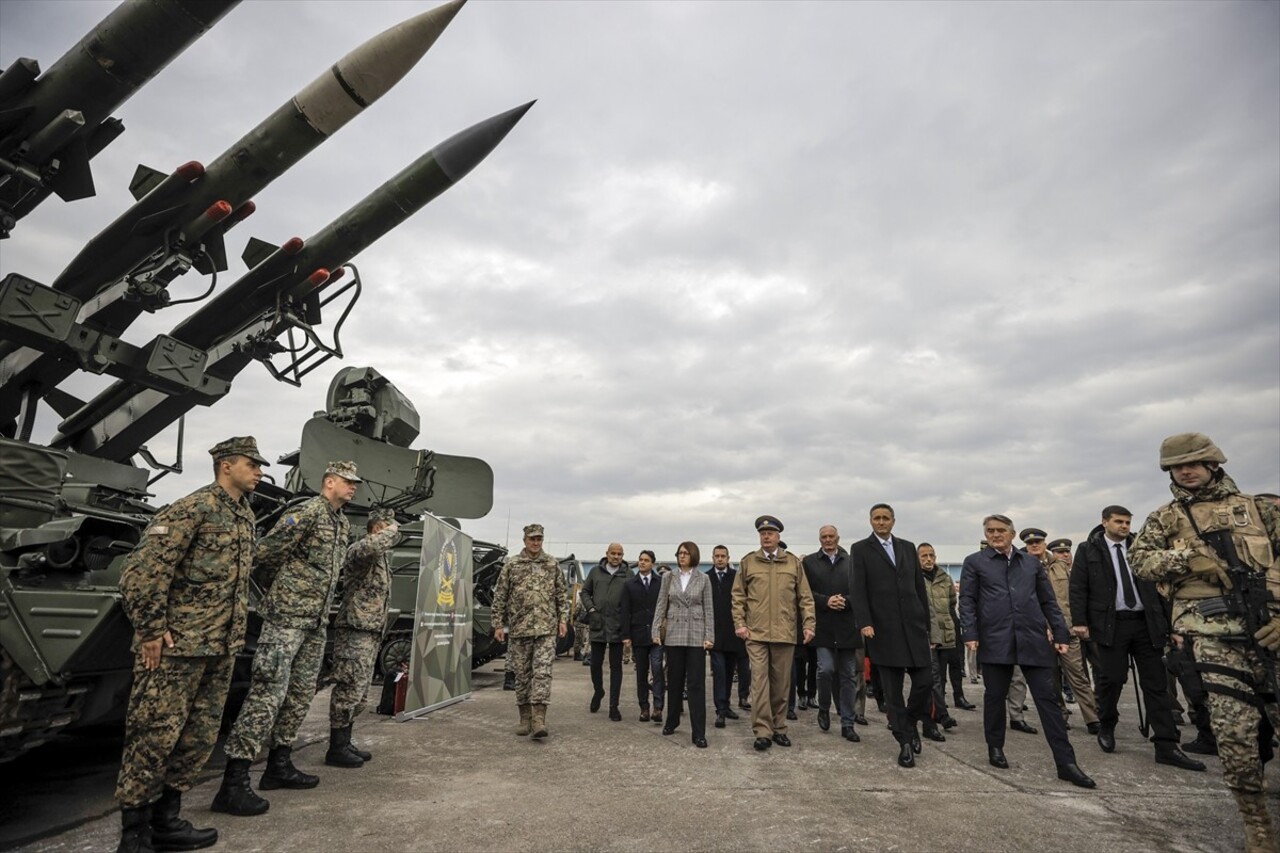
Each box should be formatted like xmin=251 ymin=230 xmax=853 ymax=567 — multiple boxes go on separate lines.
xmin=1069 ymin=506 xmax=1204 ymax=772
xmin=850 ymin=503 xmax=939 ymax=768
xmin=707 ymin=545 xmax=750 ymax=727
xmin=620 ymin=550 xmax=664 ymax=722
xmin=959 ymin=513 xmax=1095 ymax=788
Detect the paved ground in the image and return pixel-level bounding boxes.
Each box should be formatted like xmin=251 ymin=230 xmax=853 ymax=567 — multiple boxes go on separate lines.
xmin=17 ymin=657 xmax=1276 ymax=852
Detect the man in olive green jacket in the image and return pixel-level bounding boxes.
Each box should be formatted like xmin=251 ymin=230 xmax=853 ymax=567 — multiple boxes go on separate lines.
xmin=732 ymin=516 xmax=815 ymax=751
xmin=920 ymin=543 xmax=962 ymax=728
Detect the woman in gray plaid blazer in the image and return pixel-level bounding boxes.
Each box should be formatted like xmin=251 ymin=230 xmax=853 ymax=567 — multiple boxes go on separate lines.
xmin=652 ymin=541 xmax=715 ymax=747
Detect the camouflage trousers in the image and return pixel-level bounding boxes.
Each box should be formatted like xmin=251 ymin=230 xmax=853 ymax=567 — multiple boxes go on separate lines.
xmin=115 ymin=654 xmax=234 ymax=808
xmin=1193 ymin=636 xmax=1280 ymax=794
xmin=329 ymin=628 xmax=380 ymax=728
xmin=224 ymin=622 xmax=325 ymax=759
xmin=508 ymin=634 xmax=556 ymax=705
xmin=572 ymin=624 xmax=589 ymax=656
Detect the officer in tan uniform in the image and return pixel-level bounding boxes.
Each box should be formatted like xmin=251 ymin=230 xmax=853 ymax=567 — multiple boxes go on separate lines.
xmin=1130 ymin=433 xmax=1280 ymax=852
xmin=1043 ymin=536 xmax=1100 ymax=734
xmin=732 ymin=516 xmax=815 ymax=751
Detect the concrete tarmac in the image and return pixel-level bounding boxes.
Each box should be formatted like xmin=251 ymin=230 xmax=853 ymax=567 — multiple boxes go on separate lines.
xmin=23 ymin=656 xmax=1274 ymax=852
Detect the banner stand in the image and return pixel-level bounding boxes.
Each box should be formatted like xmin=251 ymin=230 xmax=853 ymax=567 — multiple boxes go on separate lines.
xmin=398 ymin=513 xmax=473 ymax=720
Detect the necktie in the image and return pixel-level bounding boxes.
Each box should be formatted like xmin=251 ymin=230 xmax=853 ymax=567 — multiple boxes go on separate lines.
xmin=717 ymin=572 xmax=725 ymax=583
xmin=1116 ymin=544 xmax=1137 ymax=609
xmin=883 ymin=540 xmax=895 ymax=565
xmin=643 ymin=576 xmax=649 ymax=590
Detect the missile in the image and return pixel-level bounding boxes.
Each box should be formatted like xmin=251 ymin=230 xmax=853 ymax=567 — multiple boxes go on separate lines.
xmin=52 ymin=100 xmax=535 ymax=459
xmin=0 ymin=0 xmax=467 ymax=420
xmin=0 ymin=0 xmax=241 ymax=236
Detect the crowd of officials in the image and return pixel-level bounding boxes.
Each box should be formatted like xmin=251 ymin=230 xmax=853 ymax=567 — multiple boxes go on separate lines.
xmin=494 ymin=433 xmax=1280 ymax=853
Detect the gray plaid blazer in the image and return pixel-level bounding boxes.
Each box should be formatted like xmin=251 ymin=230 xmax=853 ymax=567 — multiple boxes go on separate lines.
xmin=651 ymin=569 xmax=715 ymax=647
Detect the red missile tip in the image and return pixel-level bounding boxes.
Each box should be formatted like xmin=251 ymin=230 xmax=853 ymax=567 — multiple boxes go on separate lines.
xmin=282 ymin=237 xmax=304 ymax=255
xmin=227 ymin=201 xmax=256 ymax=225
xmin=176 ymin=161 xmax=204 ymax=181
xmin=307 ymin=268 xmax=331 ymax=287
xmin=205 ymin=200 xmax=233 ymax=222
xmin=326 ymin=267 xmax=345 ymax=284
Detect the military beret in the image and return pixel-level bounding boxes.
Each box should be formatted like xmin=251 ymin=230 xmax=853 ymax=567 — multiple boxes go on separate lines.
xmin=208 ymin=436 xmax=269 ymax=465
xmin=324 ymin=460 xmax=361 ymax=482
xmin=369 ymin=508 xmax=396 ymax=523
xmin=1048 ymin=538 xmax=1073 ymax=552
xmin=523 ymin=523 xmax=545 ymax=538
xmin=755 ymin=515 xmax=784 ymax=533
xmin=1019 ymin=527 xmax=1047 ymax=543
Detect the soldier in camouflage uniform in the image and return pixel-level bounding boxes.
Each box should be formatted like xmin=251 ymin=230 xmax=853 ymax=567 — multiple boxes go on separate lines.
xmin=115 ymin=436 xmax=265 ymax=853
xmin=492 ymin=523 xmax=569 ymax=739
xmin=326 ymin=508 xmax=400 ymax=767
xmin=213 ymin=461 xmax=359 ymax=816
xmin=1130 ymin=433 xmax=1280 ymax=853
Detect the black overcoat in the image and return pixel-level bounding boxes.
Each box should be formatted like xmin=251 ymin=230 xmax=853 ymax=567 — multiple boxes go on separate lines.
xmin=802 ymin=548 xmax=862 ymax=650
xmin=707 ymin=566 xmax=745 ymax=653
xmin=619 ymin=572 xmax=662 ymax=647
xmin=1068 ymin=525 xmax=1169 ymax=648
xmin=850 ymin=535 xmax=930 ymax=668
xmin=959 ymin=547 xmax=1068 ymax=667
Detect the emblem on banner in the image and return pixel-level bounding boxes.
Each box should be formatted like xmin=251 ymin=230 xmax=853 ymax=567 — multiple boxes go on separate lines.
xmin=437 ymin=540 xmax=457 ymax=608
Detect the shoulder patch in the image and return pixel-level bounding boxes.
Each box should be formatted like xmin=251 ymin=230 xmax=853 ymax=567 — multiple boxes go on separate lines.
xmin=284 ymin=516 xmax=298 ymax=526
xmin=147 ymin=525 xmax=170 ymax=536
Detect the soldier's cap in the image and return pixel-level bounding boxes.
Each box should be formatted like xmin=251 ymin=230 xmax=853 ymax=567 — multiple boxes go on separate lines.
xmin=369 ymin=508 xmax=396 ymax=523
xmin=755 ymin=515 xmax=784 ymax=533
xmin=1019 ymin=527 xmax=1047 ymax=543
xmin=523 ymin=523 xmax=545 ymax=538
xmin=324 ymin=460 xmax=361 ymax=482
xmin=1047 ymin=537 xmax=1073 ymax=552
xmin=208 ymin=436 xmax=269 ymax=466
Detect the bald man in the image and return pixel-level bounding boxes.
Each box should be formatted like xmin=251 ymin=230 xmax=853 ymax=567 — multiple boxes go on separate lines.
xmin=579 ymin=544 xmax=633 ymax=719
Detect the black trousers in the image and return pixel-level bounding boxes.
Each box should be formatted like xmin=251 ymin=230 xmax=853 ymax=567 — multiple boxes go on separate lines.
xmin=710 ymin=649 xmax=750 ymax=713
xmin=983 ymin=662 xmax=1076 ymax=766
xmin=928 ymin=649 xmax=951 ymax=720
xmin=878 ymin=665 xmax=932 ymax=742
xmin=590 ymin=641 xmax=625 ymax=710
xmin=940 ymin=645 xmax=966 ymax=699
xmin=1090 ymin=613 xmax=1179 ymax=743
xmin=794 ymin=645 xmax=817 ymax=697
xmin=664 ymin=645 xmax=707 ymax=739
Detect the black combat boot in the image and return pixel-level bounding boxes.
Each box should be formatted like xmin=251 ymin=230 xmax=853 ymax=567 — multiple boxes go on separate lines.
xmin=117 ymin=805 xmax=155 ymax=853
xmin=151 ymin=787 xmax=217 ymax=851
xmin=259 ymin=745 xmax=320 ymax=789
xmin=503 ymin=671 xmax=516 ymax=690
xmin=348 ymin=732 xmax=372 ymax=762
xmin=210 ymin=758 xmax=269 ymax=816
xmin=324 ymin=725 xmax=365 ymax=768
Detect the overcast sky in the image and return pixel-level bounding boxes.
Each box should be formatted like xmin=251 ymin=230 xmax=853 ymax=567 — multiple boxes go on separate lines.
xmin=2 ymin=0 xmax=1277 ymax=563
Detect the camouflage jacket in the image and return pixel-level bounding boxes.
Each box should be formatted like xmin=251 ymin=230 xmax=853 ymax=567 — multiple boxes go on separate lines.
xmin=255 ymin=495 xmax=351 ymax=630
xmin=1131 ymin=473 xmax=1280 ymax=636
xmin=119 ymin=482 xmax=255 ymax=656
xmin=335 ymin=524 xmax=400 ymax=633
xmin=492 ymin=548 xmax=568 ymax=638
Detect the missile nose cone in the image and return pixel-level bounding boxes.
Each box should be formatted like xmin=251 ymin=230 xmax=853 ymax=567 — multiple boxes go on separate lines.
xmin=435 ymin=99 xmax=535 ymax=183
xmin=295 ymin=0 xmax=465 ymax=136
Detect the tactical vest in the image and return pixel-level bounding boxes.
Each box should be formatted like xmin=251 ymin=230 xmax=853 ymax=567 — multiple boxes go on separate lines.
xmin=1158 ymin=493 xmax=1279 ymax=636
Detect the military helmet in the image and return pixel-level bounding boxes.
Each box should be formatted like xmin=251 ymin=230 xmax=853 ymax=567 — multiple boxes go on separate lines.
xmin=1159 ymin=432 xmax=1227 ymax=471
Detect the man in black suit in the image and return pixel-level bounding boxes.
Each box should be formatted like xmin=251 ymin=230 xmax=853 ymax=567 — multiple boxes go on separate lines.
xmin=620 ymin=550 xmax=664 ymax=723
xmin=1069 ymin=505 xmax=1204 ymax=772
xmin=803 ymin=525 xmax=862 ymax=742
xmin=708 ymin=545 xmax=750 ymax=727
xmin=851 ymin=503 xmax=941 ymax=768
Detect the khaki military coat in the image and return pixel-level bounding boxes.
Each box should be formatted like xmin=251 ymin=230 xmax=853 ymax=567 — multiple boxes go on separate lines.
xmin=731 ymin=549 xmax=815 ymax=643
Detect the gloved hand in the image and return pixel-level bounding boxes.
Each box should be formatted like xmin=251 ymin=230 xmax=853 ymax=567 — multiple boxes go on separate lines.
xmin=1187 ymin=552 xmax=1233 ymax=590
xmin=1254 ymin=616 xmax=1280 ymax=652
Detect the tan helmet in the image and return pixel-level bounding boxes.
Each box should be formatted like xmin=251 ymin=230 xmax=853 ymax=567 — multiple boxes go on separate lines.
xmin=1159 ymin=432 xmax=1227 ymax=471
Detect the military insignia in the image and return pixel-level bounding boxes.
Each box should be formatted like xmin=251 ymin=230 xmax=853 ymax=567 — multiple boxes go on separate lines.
xmin=437 ymin=540 xmax=457 ymax=609
xmin=284 ymin=515 xmax=298 ymax=526
xmin=147 ymin=525 xmax=170 ymax=536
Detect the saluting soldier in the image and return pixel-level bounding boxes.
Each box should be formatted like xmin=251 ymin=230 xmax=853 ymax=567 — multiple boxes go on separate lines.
xmin=492 ymin=523 xmax=569 ymax=739
xmin=326 ymin=508 xmax=401 ymax=767
xmin=115 ymin=436 xmax=265 ymax=853
xmin=213 ymin=461 xmax=359 ymax=815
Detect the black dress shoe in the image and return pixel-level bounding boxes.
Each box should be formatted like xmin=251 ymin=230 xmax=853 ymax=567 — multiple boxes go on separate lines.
xmin=797 ymin=695 xmax=810 ymax=710
xmin=1097 ymin=730 xmax=1116 ymax=753
xmin=786 ymin=709 xmax=798 ymax=721
xmin=954 ymin=697 xmax=977 ymax=711
xmin=841 ymin=725 xmax=861 ymax=742
xmin=1181 ymin=732 xmax=1218 ymax=755
xmin=989 ymin=746 xmax=1009 ymax=769
xmin=923 ymin=725 xmax=946 ymax=743
xmin=608 ymin=707 xmax=622 ymax=721
xmin=589 ymin=690 xmax=604 ymax=713
xmin=724 ymin=708 xmax=740 ymax=720
xmin=639 ymin=710 xmax=650 ymax=722
xmin=662 ymin=726 xmax=676 ymax=736
xmin=1086 ymin=722 xmax=1101 ymax=736
xmin=739 ymin=701 xmax=752 ymax=711
xmin=941 ymin=716 xmax=958 ymax=730
xmin=854 ymin=714 xmax=869 ymax=726
xmin=817 ymin=709 xmax=830 ymax=731
xmin=714 ymin=714 xmax=726 ymax=729
xmin=1155 ymin=745 xmax=1206 ymax=772
xmin=1010 ymin=720 xmax=1038 ymax=735
xmin=772 ymin=733 xmax=792 ymax=747
xmin=693 ymin=737 xmax=708 ymax=749
xmin=754 ymin=737 xmax=772 ymax=751
xmin=1056 ymin=763 xmax=1097 ymax=788
xmin=898 ymin=742 xmax=916 ymax=768
xmin=911 ymin=732 xmax=922 ymax=754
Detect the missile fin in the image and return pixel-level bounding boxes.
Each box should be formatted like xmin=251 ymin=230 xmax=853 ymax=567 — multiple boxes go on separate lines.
xmin=50 ymin=136 xmax=96 ymax=202
xmin=130 ymin=204 xmax=187 ymax=237
xmin=129 ymin=164 xmax=168 ymax=201
xmin=241 ymin=236 xmax=279 ymax=270
xmin=194 ymin=230 xmax=228 ymax=275
xmin=43 ymin=387 xmax=86 ymax=419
